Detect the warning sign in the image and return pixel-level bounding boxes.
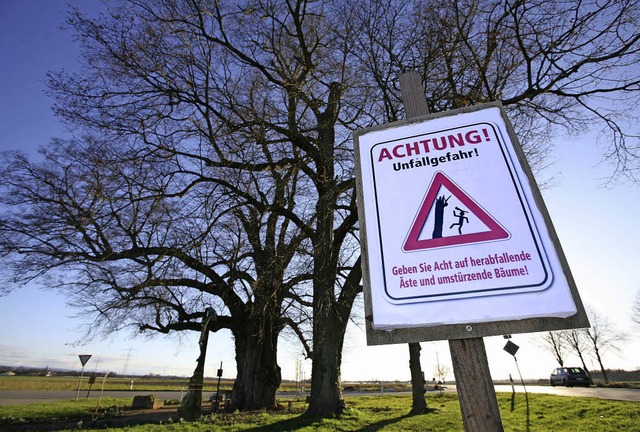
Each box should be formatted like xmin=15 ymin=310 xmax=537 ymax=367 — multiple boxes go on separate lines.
xmin=403 ymin=171 xmax=509 ymax=251
xmin=78 ymin=354 xmax=92 ymax=366
xmin=355 ymin=103 xmax=580 ymax=331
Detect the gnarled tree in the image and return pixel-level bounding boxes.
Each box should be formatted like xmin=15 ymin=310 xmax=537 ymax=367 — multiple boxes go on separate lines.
xmin=0 ymin=133 xmax=306 ymax=411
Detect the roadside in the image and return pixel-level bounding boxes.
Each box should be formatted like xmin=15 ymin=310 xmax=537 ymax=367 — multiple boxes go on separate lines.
xmin=2 ymin=384 xmax=640 ymax=407
xmin=1 ymin=405 xmax=179 ymax=432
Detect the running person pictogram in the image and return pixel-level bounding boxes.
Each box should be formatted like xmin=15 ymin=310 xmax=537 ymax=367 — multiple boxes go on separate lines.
xmin=449 ymin=207 xmax=469 ymax=235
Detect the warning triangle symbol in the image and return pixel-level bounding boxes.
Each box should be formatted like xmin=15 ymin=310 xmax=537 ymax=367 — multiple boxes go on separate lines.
xmin=403 ymin=172 xmax=509 ymax=251
xmin=78 ymin=354 xmax=92 ymax=366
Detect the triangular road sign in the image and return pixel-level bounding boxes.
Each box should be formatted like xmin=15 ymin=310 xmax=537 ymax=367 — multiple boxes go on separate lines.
xmin=78 ymin=354 xmax=92 ymax=366
xmin=403 ymin=172 xmax=509 ymax=251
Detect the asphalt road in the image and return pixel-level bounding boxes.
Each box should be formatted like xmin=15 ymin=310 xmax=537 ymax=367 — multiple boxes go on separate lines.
xmin=0 ymin=386 xmax=639 ymax=406
xmin=493 ymin=384 xmax=640 ymax=402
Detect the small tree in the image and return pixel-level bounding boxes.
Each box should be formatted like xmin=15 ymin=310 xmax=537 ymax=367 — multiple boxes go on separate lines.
xmin=537 ymin=331 xmax=568 ymax=367
xmin=632 ymin=290 xmax=640 ymax=327
xmin=563 ymin=329 xmax=591 ymax=375
xmin=584 ymin=307 xmax=628 ymax=384
xmin=433 ymin=362 xmax=451 ymax=384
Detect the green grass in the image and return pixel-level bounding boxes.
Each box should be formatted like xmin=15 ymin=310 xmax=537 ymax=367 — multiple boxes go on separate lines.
xmin=0 ymin=376 xmax=410 ymax=393
xmin=0 ymin=376 xmax=235 ymax=392
xmin=1 ymin=393 xmax=639 ymax=431
xmin=0 ymin=397 xmax=130 ymax=425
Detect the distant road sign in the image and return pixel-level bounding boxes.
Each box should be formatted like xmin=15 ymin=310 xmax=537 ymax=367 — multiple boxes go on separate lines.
xmin=78 ymin=355 xmax=92 ymax=366
xmin=503 ymin=341 xmax=520 ymax=357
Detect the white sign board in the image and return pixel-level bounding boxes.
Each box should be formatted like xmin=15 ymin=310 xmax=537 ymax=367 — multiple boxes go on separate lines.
xmin=356 ymin=104 xmax=579 ymax=331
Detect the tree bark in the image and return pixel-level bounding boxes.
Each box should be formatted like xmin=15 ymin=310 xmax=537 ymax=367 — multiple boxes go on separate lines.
xmin=576 ymin=350 xmax=590 ymax=377
xmin=230 ymin=310 xmax=282 ymax=411
xmin=305 ymin=94 xmax=354 ymax=417
xmin=305 ymin=250 xmax=362 ymax=418
xmin=409 ymin=342 xmax=428 ymax=414
xmin=306 ymin=318 xmax=346 ymax=418
xmin=593 ymin=347 xmax=609 ymax=384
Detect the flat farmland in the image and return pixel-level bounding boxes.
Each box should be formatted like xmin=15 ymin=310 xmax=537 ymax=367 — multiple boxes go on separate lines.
xmin=0 ymin=376 xmax=235 ymax=392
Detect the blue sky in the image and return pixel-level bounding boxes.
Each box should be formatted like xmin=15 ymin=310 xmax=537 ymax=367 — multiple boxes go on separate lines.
xmin=0 ymin=0 xmax=638 ymax=382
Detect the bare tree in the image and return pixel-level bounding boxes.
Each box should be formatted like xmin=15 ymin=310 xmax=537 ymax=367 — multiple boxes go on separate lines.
xmin=563 ymin=329 xmax=592 ymax=375
xmin=38 ymin=0 xmax=365 ymax=417
xmin=433 ymin=362 xmax=451 ymax=385
xmin=537 ymin=331 xmax=568 ymax=367
xmin=353 ymin=0 xmax=640 ymax=182
xmin=632 ymin=290 xmax=640 ymax=327
xmin=0 ymin=135 xmax=306 ymax=411
xmin=584 ymin=307 xmax=628 ymax=384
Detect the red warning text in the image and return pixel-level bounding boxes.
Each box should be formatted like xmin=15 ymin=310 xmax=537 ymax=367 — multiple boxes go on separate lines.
xmin=377 ymin=128 xmax=490 ymax=162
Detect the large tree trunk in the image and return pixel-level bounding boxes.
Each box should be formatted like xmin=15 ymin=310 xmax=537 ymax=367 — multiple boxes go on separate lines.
xmin=231 ymin=311 xmax=282 ymax=411
xmin=409 ymin=342 xmax=428 ymax=414
xmin=305 ymin=260 xmax=361 ymax=418
xmin=306 ymin=313 xmax=347 ymax=418
xmin=305 ymin=82 xmax=360 ymax=418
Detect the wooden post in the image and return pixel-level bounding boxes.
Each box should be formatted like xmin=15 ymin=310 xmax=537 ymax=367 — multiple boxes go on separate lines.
xmin=178 ymin=308 xmax=217 ymax=421
xmin=399 ymin=71 xmax=430 ymax=118
xmin=400 ymin=71 xmax=430 ymax=415
xmin=450 ymin=338 xmax=504 ymax=431
xmin=398 ymin=71 xmax=504 ymax=432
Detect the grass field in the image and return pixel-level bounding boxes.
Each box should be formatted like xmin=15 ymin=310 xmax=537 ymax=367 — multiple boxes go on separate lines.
xmin=0 ymin=397 xmax=131 ymax=425
xmin=0 ymin=375 xmax=409 ymax=393
xmin=2 ymin=375 xmax=636 ymax=393
xmin=0 ymin=376 xmax=235 ymax=392
xmin=1 ymin=393 xmax=639 ymax=431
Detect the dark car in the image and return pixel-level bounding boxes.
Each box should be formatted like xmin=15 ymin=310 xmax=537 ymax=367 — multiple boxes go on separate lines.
xmin=549 ymin=367 xmax=592 ymax=387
